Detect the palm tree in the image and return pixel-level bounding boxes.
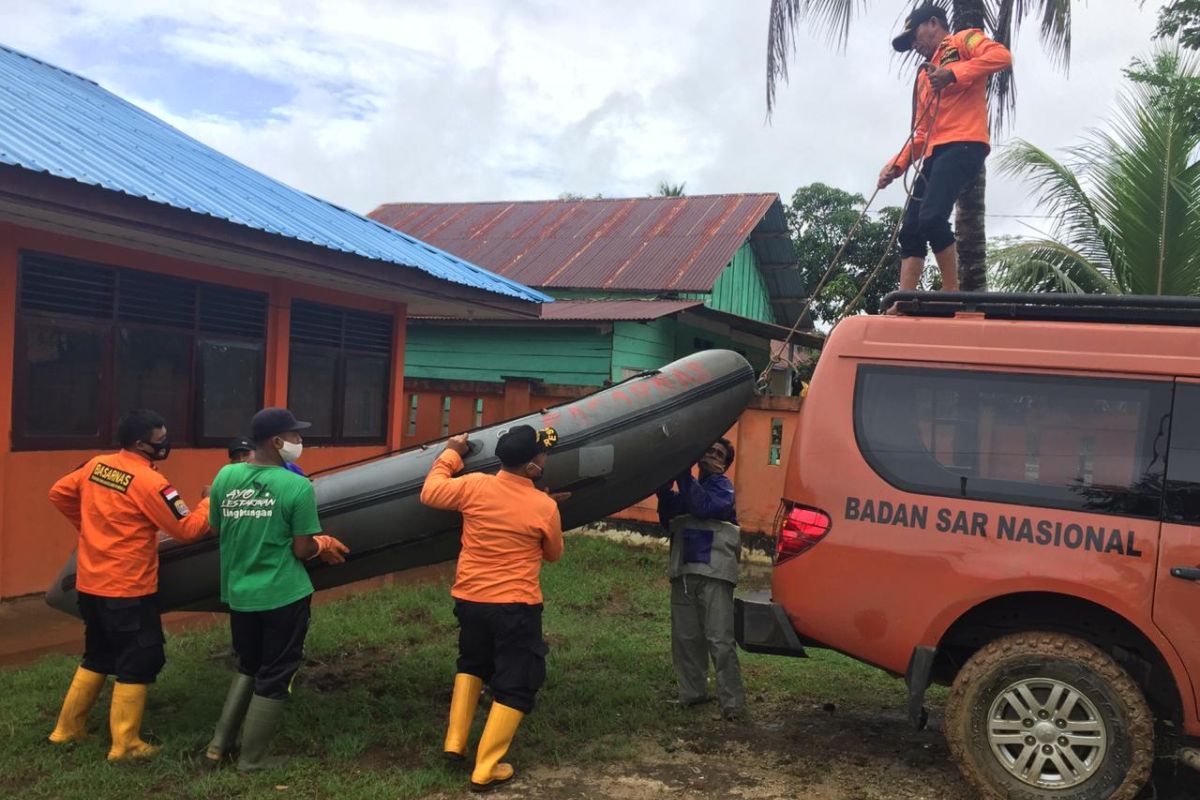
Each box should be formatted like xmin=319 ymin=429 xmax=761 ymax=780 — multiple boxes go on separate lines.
xmin=990 ymin=48 xmax=1200 ymax=296
xmin=656 ymin=181 xmax=687 ymax=196
xmin=766 ymin=1 xmax=1072 ymax=292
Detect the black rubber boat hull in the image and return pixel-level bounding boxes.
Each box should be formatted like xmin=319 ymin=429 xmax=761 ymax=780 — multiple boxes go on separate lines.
xmin=45 ymin=349 xmax=755 ymax=617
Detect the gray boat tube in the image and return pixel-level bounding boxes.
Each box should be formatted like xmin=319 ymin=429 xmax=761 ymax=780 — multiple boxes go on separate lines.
xmin=45 ymin=349 xmax=755 ymax=617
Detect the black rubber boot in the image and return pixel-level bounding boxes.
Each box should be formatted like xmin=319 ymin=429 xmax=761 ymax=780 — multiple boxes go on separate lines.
xmin=236 ymin=694 xmax=287 ymax=772
xmin=205 ymin=674 xmax=255 ymax=765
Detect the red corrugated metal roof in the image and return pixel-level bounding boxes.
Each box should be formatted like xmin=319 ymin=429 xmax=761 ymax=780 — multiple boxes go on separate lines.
xmin=368 ymin=194 xmax=780 ymax=292
xmin=538 ymin=299 xmax=702 ymax=321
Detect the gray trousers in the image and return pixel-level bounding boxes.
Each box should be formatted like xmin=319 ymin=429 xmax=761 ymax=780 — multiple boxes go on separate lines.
xmin=670 ymin=575 xmax=745 ymax=711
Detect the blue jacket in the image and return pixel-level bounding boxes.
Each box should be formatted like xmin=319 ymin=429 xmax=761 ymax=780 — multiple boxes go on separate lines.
xmin=656 ymin=471 xmax=738 ymax=529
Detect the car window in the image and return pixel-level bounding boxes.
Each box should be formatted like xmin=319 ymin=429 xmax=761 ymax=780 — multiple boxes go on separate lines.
xmin=854 ymin=365 xmax=1171 ymax=519
xmin=1165 ymin=383 xmax=1200 ymax=524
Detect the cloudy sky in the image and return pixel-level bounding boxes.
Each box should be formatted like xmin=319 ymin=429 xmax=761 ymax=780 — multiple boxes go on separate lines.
xmin=0 ymin=1 xmax=1165 ymax=240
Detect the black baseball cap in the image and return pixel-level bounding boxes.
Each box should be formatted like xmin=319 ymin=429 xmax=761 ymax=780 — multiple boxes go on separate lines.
xmin=250 ymin=407 xmax=312 ymax=443
xmin=495 ymin=425 xmax=558 ymax=468
xmin=227 ymin=437 xmax=254 ymax=458
xmin=892 ymin=3 xmax=949 ymax=52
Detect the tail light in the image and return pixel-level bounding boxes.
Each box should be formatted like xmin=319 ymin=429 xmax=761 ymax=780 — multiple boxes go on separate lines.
xmin=775 ymin=502 xmax=832 ymax=565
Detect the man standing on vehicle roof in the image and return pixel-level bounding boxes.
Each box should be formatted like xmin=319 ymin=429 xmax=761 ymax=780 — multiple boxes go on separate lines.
xmin=656 ymin=437 xmax=746 ymax=721
xmin=421 ymin=425 xmax=565 ymax=793
xmin=203 ymin=407 xmax=349 ymax=771
xmin=878 ymin=3 xmax=1011 ymax=293
xmin=46 ymin=409 xmax=211 ymax=760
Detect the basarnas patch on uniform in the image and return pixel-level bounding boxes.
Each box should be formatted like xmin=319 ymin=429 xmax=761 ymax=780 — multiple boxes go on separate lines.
xmin=160 ymin=485 xmax=190 ymax=519
xmin=89 ymin=463 xmax=134 ymax=493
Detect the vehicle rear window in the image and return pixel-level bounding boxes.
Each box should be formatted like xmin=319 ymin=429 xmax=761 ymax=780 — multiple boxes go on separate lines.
xmin=1165 ymin=383 xmax=1200 ymax=524
xmin=854 ymin=365 xmax=1172 ymax=519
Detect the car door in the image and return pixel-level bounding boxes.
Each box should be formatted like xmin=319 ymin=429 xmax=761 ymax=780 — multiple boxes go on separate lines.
xmin=1154 ymin=380 xmax=1200 ymax=718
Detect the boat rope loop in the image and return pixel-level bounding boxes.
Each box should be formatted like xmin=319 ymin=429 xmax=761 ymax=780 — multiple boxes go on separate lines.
xmin=754 ymin=80 xmax=943 ymax=396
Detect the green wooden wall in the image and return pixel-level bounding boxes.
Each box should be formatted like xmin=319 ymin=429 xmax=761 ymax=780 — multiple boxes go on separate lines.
xmin=706 ymin=242 xmax=775 ymax=323
xmin=675 ymin=321 xmax=770 ymax=375
xmin=405 ymin=325 xmax=613 ymax=385
xmin=610 ymin=318 xmax=677 ymax=381
xmin=405 ymin=239 xmax=775 ymax=387
xmin=555 ymin=243 xmax=775 ymax=325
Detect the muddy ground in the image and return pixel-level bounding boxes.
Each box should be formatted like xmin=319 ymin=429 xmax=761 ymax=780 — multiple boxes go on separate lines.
xmin=436 ymin=700 xmax=1200 ymax=800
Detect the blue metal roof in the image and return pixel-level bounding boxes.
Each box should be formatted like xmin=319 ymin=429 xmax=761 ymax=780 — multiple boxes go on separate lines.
xmin=0 ymin=44 xmax=550 ymax=305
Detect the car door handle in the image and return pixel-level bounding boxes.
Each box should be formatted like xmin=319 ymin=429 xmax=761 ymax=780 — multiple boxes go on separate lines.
xmin=1170 ymin=567 xmax=1200 ymax=582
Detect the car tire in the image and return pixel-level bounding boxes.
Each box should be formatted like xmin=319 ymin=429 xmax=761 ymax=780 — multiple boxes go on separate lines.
xmin=944 ymin=631 xmax=1154 ymax=800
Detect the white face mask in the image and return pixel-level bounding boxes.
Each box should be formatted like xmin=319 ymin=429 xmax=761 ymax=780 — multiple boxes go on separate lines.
xmin=278 ymin=440 xmax=303 ymax=464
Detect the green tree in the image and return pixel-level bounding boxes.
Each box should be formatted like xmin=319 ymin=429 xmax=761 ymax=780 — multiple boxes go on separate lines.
xmin=766 ymin=1 xmax=1072 ymax=293
xmin=786 ymin=182 xmax=905 ymax=325
xmin=990 ymin=48 xmax=1200 ymax=296
xmin=655 ymin=181 xmax=687 ymax=196
xmin=1156 ymin=0 xmax=1200 ymax=50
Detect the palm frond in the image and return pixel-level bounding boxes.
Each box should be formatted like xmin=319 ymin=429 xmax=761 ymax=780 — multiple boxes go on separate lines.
xmin=996 ymin=139 xmax=1111 ymax=266
xmin=1085 ymin=50 xmax=1200 ymax=294
xmin=1037 ymin=0 xmax=1072 ymax=71
xmin=986 ymin=0 xmax=1070 ymax=132
xmin=994 ymin=44 xmax=1200 ymax=297
xmin=989 ymin=240 xmax=1117 ymax=294
xmin=766 ymin=0 xmax=871 ymax=115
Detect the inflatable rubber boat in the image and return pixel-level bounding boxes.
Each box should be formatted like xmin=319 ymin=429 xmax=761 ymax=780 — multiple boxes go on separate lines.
xmin=45 ymin=349 xmax=754 ymax=617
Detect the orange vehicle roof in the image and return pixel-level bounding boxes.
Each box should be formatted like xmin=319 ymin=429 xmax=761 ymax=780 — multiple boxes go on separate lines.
xmin=829 ymin=313 xmax=1200 ymax=379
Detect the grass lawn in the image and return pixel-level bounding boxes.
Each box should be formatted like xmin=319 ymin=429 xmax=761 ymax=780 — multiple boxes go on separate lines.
xmin=1 ymin=535 xmax=914 ymax=799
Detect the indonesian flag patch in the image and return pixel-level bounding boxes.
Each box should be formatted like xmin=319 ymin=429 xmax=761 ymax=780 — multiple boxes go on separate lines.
xmin=160 ymin=485 xmax=190 ymax=520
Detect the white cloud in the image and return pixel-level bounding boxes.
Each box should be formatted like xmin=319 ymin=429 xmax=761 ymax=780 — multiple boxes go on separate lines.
xmin=0 ymin=0 xmax=1167 ymax=242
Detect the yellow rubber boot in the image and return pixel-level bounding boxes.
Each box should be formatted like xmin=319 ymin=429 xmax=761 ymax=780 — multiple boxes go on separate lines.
xmin=48 ymin=667 xmax=107 ymax=744
xmin=470 ymin=702 xmax=524 ymax=793
xmin=106 ymin=683 xmax=159 ymax=761
xmin=444 ymin=673 xmax=484 ymax=760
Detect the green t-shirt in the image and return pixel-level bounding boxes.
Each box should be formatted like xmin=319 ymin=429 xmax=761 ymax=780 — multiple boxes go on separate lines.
xmin=210 ymin=462 xmax=322 ymax=612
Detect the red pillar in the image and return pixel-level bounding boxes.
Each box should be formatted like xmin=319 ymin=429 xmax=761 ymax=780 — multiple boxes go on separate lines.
xmin=502 ymin=377 xmax=535 ymax=420
xmin=264 ymin=280 xmax=293 ymax=406
xmin=0 ymin=226 xmax=17 ymax=597
xmin=386 ymin=303 xmax=408 ymax=451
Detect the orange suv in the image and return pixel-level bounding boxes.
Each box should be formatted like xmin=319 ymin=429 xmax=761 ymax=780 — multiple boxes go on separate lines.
xmin=736 ymin=292 xmax=1200 ymax=800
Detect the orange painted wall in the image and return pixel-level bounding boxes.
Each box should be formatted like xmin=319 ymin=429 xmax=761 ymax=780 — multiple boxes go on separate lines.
xmin=0 ymin=223 xmax=406 ymax=598
xmin=728 ymin=401 xmax=799 ymax=534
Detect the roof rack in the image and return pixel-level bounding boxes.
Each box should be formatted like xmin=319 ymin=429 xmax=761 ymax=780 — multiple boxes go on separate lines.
xmin=878 ymin=291 xmax=1200 ymax=327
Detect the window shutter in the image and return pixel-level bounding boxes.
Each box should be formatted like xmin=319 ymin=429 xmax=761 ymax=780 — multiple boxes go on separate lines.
xmin=343 ymin=310 xmax=393 ymax=354
xmin=199 ymin=285 xmax=267 ymax=337
xmin=291 ymin=300 xmax=392 ymax=354
xmin=118 ymin=270 xmax=196 ymax=327
xmin=290 ymin=300 xmax=343 ymax=347
xmin=19 ymin=253 xmax=115 ymax=319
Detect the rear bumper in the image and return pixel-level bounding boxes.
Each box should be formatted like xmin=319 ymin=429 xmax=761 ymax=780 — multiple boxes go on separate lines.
xmin=734 ymin=590 xmax=808 ymax=657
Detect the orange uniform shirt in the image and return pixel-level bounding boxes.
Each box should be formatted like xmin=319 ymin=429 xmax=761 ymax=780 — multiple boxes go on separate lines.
xmin=48 ymin=450 xmax=210 ymax=598
xmin=891 ymin=29 xmax=1013 ymax=171
xmin=420 ymin=450 xmax=563 ymax=605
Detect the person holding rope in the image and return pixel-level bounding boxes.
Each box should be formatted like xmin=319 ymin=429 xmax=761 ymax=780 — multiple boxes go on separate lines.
xmin=878 ymin=3 xmax=1012 ymax=292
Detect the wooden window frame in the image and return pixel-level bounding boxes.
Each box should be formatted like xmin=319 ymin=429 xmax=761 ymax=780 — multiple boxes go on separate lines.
xmin=12 ymin=251 xmax=266 ymax=451
xmin=287 ymin=300 xmax=392 ymax=446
